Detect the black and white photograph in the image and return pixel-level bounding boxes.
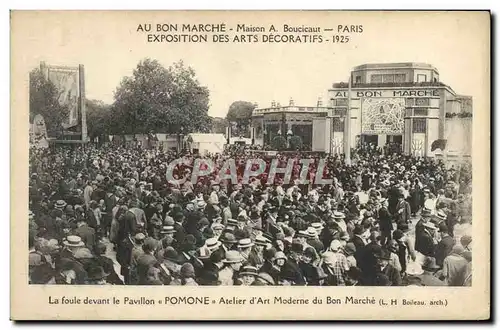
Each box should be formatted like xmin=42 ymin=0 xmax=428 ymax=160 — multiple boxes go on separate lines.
xmin=12 ymin=10 xmax=490 ymax=320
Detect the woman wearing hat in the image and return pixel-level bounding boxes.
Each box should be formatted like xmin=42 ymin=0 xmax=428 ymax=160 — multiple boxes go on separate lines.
xmin=176 ymin=263 xmax=198 ymax=286
xmin=237 ymin=265 xmax=258 ymax=286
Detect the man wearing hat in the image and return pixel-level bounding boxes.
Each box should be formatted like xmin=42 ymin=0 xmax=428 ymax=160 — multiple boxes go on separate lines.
xmin=377 ymin=197 xmax=392 ymax=245
xmin=128 ymin=232 xmax=146 ymax=284
xmin=375 ymin=248 xmax=402 ymax=286
xmin=280 ymin=241 xmax=306 ymax=285
xmin=218 ymin=232 xmax=237 ymax=259
xmin=416 ymin=221 xmax=437 ymax=263
xmin=74 ymin=217 xmax=96 ymax=251
xmin=247 ymin=236 xmax=268 ymax=269
xmin=395 ymin=192 xmax=411 ymax=226
xmin=419 ymin=257 xmax=445 ymax=286
xmin=435 ymin=222 xmax=454 ymax=268
xmin=219 ymin=250 xmax=244 ymax=286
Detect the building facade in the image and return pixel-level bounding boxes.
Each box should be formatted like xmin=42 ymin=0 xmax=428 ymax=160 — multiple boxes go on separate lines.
xmin=251 ymin=99 xmax=333 ymax=149
xmin=251 ymin=63 xmax=472 ymax=158
xmin=325 ymin=63 xmax=472 ymax=157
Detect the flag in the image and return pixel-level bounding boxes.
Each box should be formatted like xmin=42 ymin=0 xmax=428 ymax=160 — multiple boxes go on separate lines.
xmin=431 ymin=139 xmax=447 ymax=152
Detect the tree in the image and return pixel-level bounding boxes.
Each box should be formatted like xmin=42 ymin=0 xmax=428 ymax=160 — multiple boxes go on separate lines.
xmin=111 ymin=58 xmax=212 ymax=135
xmin=29 ymin=68 xmax=69 ymax=136
xmin=226 ymin=101 xmax=256 ymax=137
xmin=289 ymin=135 xmax=303 ymax=151
xmin=271 ymin=135 xmax=287 ymax=151
xmin=86 ymin=99 xmax=111 ymax=140
xmin=211 ymin=117 xmax=229 ymax=134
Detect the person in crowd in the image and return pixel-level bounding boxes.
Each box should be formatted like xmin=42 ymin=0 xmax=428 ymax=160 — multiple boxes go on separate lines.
xmin=27 ymin=143 xmax=472 ymax=287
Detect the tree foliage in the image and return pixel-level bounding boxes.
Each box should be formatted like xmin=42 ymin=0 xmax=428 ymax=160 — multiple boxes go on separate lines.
xmin=29 ymin=68 xmax=69 ymax=136
xmin=271 ymin=135 xmax=287 ymax=151
xmin=86 ymin=99 xmax=111 ymax=140
xmin=110 ymin=58 xmax=212 ymax=135
xmin=226 ymin=101 xmax=256 ymax=137
xmin=211 ymin=117 xmax=229 ymax=134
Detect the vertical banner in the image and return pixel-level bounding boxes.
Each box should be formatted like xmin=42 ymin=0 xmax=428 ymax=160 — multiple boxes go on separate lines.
xmin=46 ymin=66 xmax=80 ymax=129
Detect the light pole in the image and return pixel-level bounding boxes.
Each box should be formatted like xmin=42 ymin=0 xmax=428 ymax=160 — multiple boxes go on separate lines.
xmin=343 ymin=76 xmax=352 ymax=165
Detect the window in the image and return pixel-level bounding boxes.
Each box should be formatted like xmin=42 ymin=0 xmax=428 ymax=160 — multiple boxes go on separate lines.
xmin=333 ymin=118 xmax=345 ymax=132
xmin=394 ymin=74 xmax=406 ymax=83
xmin=335 ymin=98 xmax=348 ymax=106
xmin=371 ymin=74 xmax=406 ymax=83
xmin=406 ymin=98 xmax=415 ymax=107
xmin=417 ymin=74 xmax=427 ymax=82
xmin=415 ymin=98 xmax=430 ymax=106
xmin=382 ymin=74 xmax=395 ymax=83
xmin=412 ymin=118 xmax=427 ymax=133
xmin=413 ymin=108 xmax=429 ymax=116
xmin=355 ymin=76 xmax=361 ymax=83
xmin=334 ymin=108 xmax=347 ymax=116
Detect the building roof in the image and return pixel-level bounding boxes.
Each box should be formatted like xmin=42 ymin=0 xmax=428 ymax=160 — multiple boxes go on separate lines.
xmin=352 ymin=62 xmax=439 ymax=73
xmin=185 ymin=133 xmax=226 ymax=143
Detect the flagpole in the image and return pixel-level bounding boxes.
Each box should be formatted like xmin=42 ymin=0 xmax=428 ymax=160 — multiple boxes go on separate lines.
xmin=344 ymin=76 xmax=352 ymax=165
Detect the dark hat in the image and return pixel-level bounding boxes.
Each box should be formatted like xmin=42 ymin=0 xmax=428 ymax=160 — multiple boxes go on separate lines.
xmin=344 ymin=242 xmax=356 ymax=256
xmin=375 ymin=248 xmax=391 ymax=260
xmin=460 ymin=235 xmax=472 ymax=248
xmin=263 ymin=247 xmax=277 ymax=260
xmin=220 ymin=232 xmax=237 ymax=244
xmin=164 ymin=247 xmax=181 ymax=263
xmin=87 ymin=264 xmax=110 ymax=281
xmin=303 ymin=247 xmax=316 ymax=259
xmin=392 ymin=229 xmax=404 ymax=240
xmin=422 ymin=257 xmax=440 ymax=271
xmin=180 ymin=263 xmax=196 ymax=278
xmin=199 ymin=271 xmax=221 ymax=286
xmin=291 ymin=241 xmax=303 ymax=254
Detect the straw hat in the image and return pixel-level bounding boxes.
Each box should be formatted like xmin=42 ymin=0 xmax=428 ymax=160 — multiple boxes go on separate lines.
xmin=222 ymin=251 xmax=244 ymax=264
xmin=63 ymin=235 xmax=85 ymax=248
xmin=204 ymin=237 xmax=222 ymax=251
xmin=406 ymin=262 xmax=424 ymax=276
xmin=160 ymin=226 xmax=176 ymax=234
xmin=238 ymin=238 xmax=254 ymax=249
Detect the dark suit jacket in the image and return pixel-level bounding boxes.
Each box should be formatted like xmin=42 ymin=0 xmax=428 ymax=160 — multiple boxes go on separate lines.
xmin=415 ymin=230 xmax=435 ymax=257
xmin=435 ymin=235 xmax=454 ymax=267
xmin=174 ymin=222 xmax=186 ymax=245
xmin=74 ymin=224 xmax=96 ymax=251
xmin=136 ymin=253 xmax=158 ymax=285
xmin=280 ymin=259 xmax=306 ymax=285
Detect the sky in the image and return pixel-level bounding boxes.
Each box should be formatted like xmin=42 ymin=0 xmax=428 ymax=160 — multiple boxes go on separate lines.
xmin=12 ymin=11 xmax=490 ymax=119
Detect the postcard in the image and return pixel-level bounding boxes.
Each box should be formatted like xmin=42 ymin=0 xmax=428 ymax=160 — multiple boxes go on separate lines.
xmin=11 ymin=10 xmax=490 ymax=320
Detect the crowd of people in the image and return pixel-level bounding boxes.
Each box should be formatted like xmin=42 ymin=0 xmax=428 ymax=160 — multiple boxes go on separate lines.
xmin=28 ymin=142 xmax=472 ymax=286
